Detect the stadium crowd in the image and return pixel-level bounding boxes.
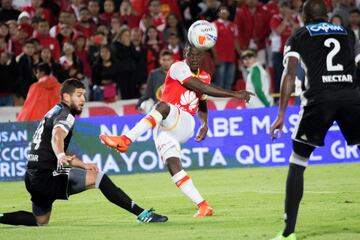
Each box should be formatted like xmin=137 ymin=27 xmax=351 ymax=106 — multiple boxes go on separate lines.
xmin=0 ymin=0 xmax=359 ymax=110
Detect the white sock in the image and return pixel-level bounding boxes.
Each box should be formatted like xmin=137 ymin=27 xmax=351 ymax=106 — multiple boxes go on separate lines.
xmin=171 ymin=170 xmax=204 ymax=205
xmin=125 ymin=109 xmax=163 ymax=142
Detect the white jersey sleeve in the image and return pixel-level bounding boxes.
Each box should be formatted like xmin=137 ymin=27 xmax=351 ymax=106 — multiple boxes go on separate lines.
xmin=169 ymin=61 xmax=193 ymax=84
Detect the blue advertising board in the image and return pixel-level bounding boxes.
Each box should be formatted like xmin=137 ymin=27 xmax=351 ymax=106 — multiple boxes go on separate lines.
xmin=0 ymin=106 xmax=359 ymax=181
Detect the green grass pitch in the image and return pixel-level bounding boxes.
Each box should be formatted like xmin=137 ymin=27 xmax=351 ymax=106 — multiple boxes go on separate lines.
xmin=1 ymin=163 xmax=359 ymax=240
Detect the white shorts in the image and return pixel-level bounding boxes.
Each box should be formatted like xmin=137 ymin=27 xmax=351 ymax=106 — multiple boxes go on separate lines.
xmin=154 ymin=104 xmax=195 ymax=162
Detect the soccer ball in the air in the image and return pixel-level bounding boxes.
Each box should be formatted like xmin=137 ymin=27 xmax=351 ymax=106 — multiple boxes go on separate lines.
xmin=187 ymin=20 xmax=217 ymax=50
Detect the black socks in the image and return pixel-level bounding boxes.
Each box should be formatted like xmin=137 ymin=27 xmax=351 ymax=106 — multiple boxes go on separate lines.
xmin=0 ymin=211 xmax=38 ymax=226
xmin=99 ymin=174 xmax=144 ymax=216
xmin=283 ymin=163 xmax=306 ymax=237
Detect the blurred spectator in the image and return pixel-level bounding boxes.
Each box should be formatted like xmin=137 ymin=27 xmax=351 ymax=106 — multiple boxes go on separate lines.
xmin=200 ymin=0 xmax=221 ymax=22
xmin=34 ymin=19 xmax=61 ymax=60
xmin=330 ymin=14 xmax=343 ymax=25
xmin=0 ymin=23 xmax=12 ymax=53
xmin=118 ymin=0 xmax=140 ymax=28
xmin=99 ymin=0 xmax=116 ymax=26
xmin=235 ymin=0 xmax=271 ymax=66
xmin=6 ymin=20 xmax=18 ymax=38
xmin=59 ymin=42 xmax=84 ymax=80
xmin=349 ymin=8 xmax=360 ymax=40
xmin=144 ymin=25 xmax=162 ymax=74
xmin=16 ymin=62 xmax=61 ymax=121
xmin=16 ymin=39 xmax=36 ymax=99
xmin=212 ymin=5 xmax=241 ymax=90
xmin=263 ymin=0 xmax=279 ymax=16
xmin=31 ymin=37 xmax=41 ymax=65
xmin=139 ymin=13 xmax=154 ymax=33
xmin=270 ymin=0 xmax=299 ymax=93
xmin=17 ymin=10 xmax=31 ymax=24
xmin=332 ymin=0 xmax=353 ymax=26
xmin=49 ymin=11 xmax=70 ymax=38
xmin=39 ymin=47 xmax=65 ymax=83
xmin=111 ymin=26 xmax=139 ymax=99
xmin=110 ymin=16 xmax=121 ymax=39
xmin=75 ymin=7 xmax=96 ymax=38
xmin=164 ymin=12 xmax=186 ymax=44
xmin=131 ymin=27 xmax=147 ymax=86
xmin=70 ymin=0 xmax=85 ymax=21
xmin=91 ymin=45 xmax=119 ymax=101
xmin=164 ymin=32 xmax=183 ymax=61
xmin=0 ymin=0 xmax=21 ymax=22
xmin=179 ymin=0 xmax=203 ymax=28
xmin=0 ymin=51 xmax=17 ymax=106
xmin=21 ymin=0 xmax=51 ymax=23
xmin=137 ymin=49 xmax=173 ymax=112
xmin=140 ymin=0 xmax=166 ymax=32
xmin=56 ymin=24 xmax=74 ymax=46
xmin=242 ymin=49 xmax=273 ymax=108
xmin=73 ymin=33 xmax=91 ymax=79
xmin=12 ymin=23 xmax=31 ymax=56
xmin=88 ymin=0 xmax=100 ymax=25
xmin=88 ymin=31 xmax=108 ymax=64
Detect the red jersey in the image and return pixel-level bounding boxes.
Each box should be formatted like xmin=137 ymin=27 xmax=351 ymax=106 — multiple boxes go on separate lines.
xmin=213 ymin=19 xmax=238 ymax=62
xmin=161 ymin=61 xmax=211 ymax=116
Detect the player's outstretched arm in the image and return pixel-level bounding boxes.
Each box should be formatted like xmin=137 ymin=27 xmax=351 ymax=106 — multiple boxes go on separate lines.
xmin=183 ymin=77 xmax=254 ymax=102
xmin=270 ymin=56 xmax=298 ymax=140
xmin=51 ymin=127 xmax=75 ymax=167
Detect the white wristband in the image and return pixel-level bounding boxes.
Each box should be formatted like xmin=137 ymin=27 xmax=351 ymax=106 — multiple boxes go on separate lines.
xmin=56 ymin=152 xmax=66 ymax=160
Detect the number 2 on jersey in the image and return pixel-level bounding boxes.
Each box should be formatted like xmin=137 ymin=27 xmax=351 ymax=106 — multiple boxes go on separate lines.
xmin=324 ymin=38 xmax=344 ymax=71
xmin=33 ymin=120 xmax=45 ymax=150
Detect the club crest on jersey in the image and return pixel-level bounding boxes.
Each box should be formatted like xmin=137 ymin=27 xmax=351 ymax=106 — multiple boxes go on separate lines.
xmin=306 ymin=22 xmax=347 ymax=36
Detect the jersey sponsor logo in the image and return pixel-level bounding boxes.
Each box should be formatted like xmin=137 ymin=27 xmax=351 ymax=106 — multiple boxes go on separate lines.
xmin=180 ymin=90 xmax=198 ymax=111
xmin=306 ymin=22 xmax=347 ymax=36
xmin=321 ymin=74 xmax=353 ymax=83
xmin=26 ymin=154 xmax=39 ymax=162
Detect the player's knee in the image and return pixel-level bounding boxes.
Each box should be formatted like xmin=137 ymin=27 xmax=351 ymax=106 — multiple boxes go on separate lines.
xmin=155 ymin=101 xmax=170 ymax=118
xmin=165 ymin=157 xmax=183 ymax=175
xmin=85 ymin=170 xmax=98 ymax=188
xmin=292 ymin=140 xmax=315 ymax=158
xmin=290 ymin=140 xmax=315 ymax=167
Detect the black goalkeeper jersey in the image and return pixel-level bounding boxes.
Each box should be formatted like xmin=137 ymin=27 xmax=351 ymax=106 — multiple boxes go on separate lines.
xmin=27 ymin=103 xmax=75 ymax=170
xmin=284 ymin=21 xmax=360 ymax=106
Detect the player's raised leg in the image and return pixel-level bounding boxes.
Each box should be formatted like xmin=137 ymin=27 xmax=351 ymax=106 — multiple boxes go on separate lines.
xmin=100 ymin=102 xmax=170 ymax=152
xmin=82 ymin=168 xmax=168 ymax=222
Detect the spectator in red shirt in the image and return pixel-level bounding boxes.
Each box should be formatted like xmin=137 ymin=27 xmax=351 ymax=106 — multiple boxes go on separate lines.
xmin=118 ymin=0 xmax=141 ymax=28
xmin=21 ymin=0 xmax=51 ymax=24
xmin=50 ymin=11 xmax=70 ymax=38
xmin=140 ymin=0 xmax=166 ymax=32
xmin=88 ymin=0 xmax=100 ymax=25
xmin=270 ymin=0 xmax=299 ymax=93
xmin=164 ymin=32 xmax=183 ymax=61
xmin=212 ymin=5 xmax=241 ymax=90
xmin=75 ymin=7 xmax=96 ymax=38
xmin=264 ymin=0 xmax=280 ymax=16
xmin=34 ymin=19 xmax=61 ymax=60
xmin=16 ymin=62 xmax=61 ymax=121
xmin=144 ymin=25 xmax=162 ymax=74
xmin=12 ymin=23 xmax=32 ymax=56
xmin=100 ymin=0 xmax=116 ymax=26
xmin=74 ymin=33 xmax=91 ymax=79
xmin=235 ymin=0 xmax=271 ymax=66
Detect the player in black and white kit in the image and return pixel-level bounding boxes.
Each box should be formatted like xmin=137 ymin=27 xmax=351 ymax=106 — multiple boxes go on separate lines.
xmin=270 ymin=0 xmax=360 ymax=239
xmin=0 ymin=79 xmax=168 ymax=226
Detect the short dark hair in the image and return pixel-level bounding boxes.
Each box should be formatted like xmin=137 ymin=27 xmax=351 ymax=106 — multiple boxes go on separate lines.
xmin=160 ymin=49 xmax=172 ymax=57
xmin=36 ymin=62 xmax=51 ymax=75
xmin=61 ymin=79 xmax=85 ymax=99
xmin=350 ymin=8 xmax=360 ymax=15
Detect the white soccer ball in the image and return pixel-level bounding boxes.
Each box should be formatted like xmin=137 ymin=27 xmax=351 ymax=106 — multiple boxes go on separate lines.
xmin=187 ymin=20 xmax=217 ymax=50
